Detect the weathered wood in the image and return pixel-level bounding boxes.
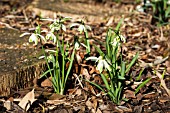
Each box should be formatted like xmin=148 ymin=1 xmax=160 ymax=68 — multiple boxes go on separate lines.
xmin=0 ymin=28 xmax=46 ymax=96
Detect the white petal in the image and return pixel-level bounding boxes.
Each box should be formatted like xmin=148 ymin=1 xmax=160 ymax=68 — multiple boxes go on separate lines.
xmin=70 ymin=23 xmax=80 ymax=28
xmin=62 ymin=24 xmax=66 ymax=32
xmin=47 ymin=54 xmax=54 ymax=62
xmin=29 ymin=33 xmax=38 ymax=45
xmin=120 ymin=35 xmax=126 ymax=43
xmin=38 ymin=55 xmax=45 ymax=59
xmin=96 ymin=60 xmax=104 ymax=73
xmin=85 ymin=25 xmax=92 ymax=31
xmin=78 ymin=25 xmax=84 ymax=33
xmin=103 ymin=60 xmax=112 ymax=72
xmin=20 ymin=32 xmax=30 ymax=37
xmin=45 ymin=49 xmax=56 ymax=53
xmin=41 ymin=18 xmax=54 ymax=21
xmin=74 ymin=41 xmax=80 ymax=50
xmin=86 ymin=56 xmax=98 ymax=61
xmin=37 ymin=34 xmax=46 ymax=43
xmin=46 ymin=33 xmax=51 ymax=40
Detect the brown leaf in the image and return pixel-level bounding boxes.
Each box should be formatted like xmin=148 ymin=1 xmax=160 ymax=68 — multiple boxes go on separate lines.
xmin=106 ymin=16 xmax=114 ymax=26
xmin=81 ymin=67 xmax=90 ymax=80
xmin=75 ymin=89 xmax=82 ymax=96
xmin=143 ymin=92 xmax=156 ymax=99
xmin=167 ymin=67 xmax=170 ymax=73
xmin=159 ymin=97 xmax=170 ymax=103
xmin=86 ymin=99 xmax=93 ymax=109
xmin=89 ymin=66 xmax=95 ymax=74
xmin=4 ymin=100 xmax=13 ymax=110
xmin=41 ymin=77 xmax=53 ymax=87
xmin=92 ymin=96 xmax=98 ymax=111
xmin=18 ymin=89 xmax=36 ymax=111
xmin=136 ymin=93 xmax=143 ymax=101
xmin=96 ymin=108 xmax=102 ymax=113
xmin=48 ymin=93 xmax=66 ymax=100
xmin=125 ymin=90 xmax=136 ymax=99
xmin=46 ymin=99 xmax=68 ymax=105
xmin=76 ymin=53 xmax=82 ymax=64
xmin=156 ymin=71 xmax=170 ymax=96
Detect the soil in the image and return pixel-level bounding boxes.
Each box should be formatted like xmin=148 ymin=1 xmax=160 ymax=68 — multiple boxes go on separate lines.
xmin=0 ymin=0 xmax=170 ymax=112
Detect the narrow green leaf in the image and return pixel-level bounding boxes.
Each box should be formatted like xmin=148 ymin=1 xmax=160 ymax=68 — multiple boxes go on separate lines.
xmin=165 ymin=6 xmax=170 ymax=17
xmin=40 ymin=69 xmax=54 ymax=78
xmin=93 ymin=44 xmax=105 ymax=57
xmin=126 ymin=52 xmax=139 ymax=73
xmin=64 ymin=47 xmax=75 ymax=87
xmin=106 ymin=29 xmax=112 ymax=58
xmin=61 ymin=39 xmax=65 ymax=87
xmin=121 ymin=61 xmax=126 ymax=77
xmin=135 ymin=77 xmax=152 ymax=94
xmin=115 ymin=18 xmax=123 ymax=31
xmin=118 ymin=75 xmax=125 ymax=80
xmin=136 ymin=68 xmax=145 ymax=81
xmin=86 ymin=79 xmax=106 ymax=93
xmin=101 ymin=73 xmax=110 ymax=91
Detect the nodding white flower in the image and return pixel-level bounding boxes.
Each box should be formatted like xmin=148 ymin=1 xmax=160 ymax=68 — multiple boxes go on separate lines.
xmin=70 ymin=22 xmax=91 ymax=34
xmin=46 ymin=32 xmax=57 ymax=44
xmin=61 ymin=24 xmax=67 ymax=32
xmin=78 ymin=24 xmax=85 ymax=34
xmin=167 ymin=0 xmax=170 ymax=5
xmin=111 ymin=35 xmax=126 ymax=46
xmin=120 ymin=35 xmax=126 ymax=43
xmin=47 ymin=54 xmax=54 ymax=62
xmin=21 ymin=32 xmax=46 ymax=45
xmin=74 ymin=41 xmax=80 ymax=50
xmin=86 ymin=56 xmax=112 ymax=73
xmin=29 ymin=33 xmax=38 ymax=45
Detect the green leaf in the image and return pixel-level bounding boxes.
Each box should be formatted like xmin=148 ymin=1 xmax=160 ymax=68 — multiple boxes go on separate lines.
xmin=40 ymin=69 xmax=54 ymax=78
xmin=121 ymin=61 xmax=126 ymax=77
xmin=101 ymin=73 xmax=110 ymax=91
xmin=64 ymin=47 xmax=75 ymax=86
xmin=93 ymin=44 xmax=105 ymax=57
xmin=86 ymin=79 xmax=106 ymax=93
xmin=125 ymin=52 xmax=139 ymax=73
xmin=115 ymin=18 xmax=123 ymax=31
xmin=136 ymin=68 xmax=145 ymax=81
xmin=165 ymin=6 xmax=170 ymax=17
xmin=135 ymin=77 xmax=152 ymax=94
xmin=118 ymin=75 xmax=125 ymax=80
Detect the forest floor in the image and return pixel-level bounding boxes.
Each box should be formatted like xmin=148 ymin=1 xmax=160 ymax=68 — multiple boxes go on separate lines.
xmin=0 ymin=0 xmax=170 ymax=112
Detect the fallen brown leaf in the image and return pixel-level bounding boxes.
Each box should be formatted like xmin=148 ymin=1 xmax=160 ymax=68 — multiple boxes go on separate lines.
xmin=156 ymin=71 xmax=170 ymax=96
xmin=41 ymin=77 xmax=53 ymax=87
xmin=125 ymin=90 xmax=136 ymax=99
xmin=18 ymin=89 xmax=36 ymax=111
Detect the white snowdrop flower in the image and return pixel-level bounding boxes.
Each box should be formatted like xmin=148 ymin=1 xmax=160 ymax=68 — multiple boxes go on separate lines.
xmin=86 ymin=56 xmax=112 ymax=73
xmin=29 ymin=33 xmax=38 ymax=45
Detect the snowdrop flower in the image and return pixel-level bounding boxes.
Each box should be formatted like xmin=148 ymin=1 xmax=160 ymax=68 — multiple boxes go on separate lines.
xmin=74 ymin=41 xmax=80 ymax=50
xmin=120 ymin=35 xmax=126 ymax=43
xmin=86 ymin=56 xmax=112 ymax=73
xmin=47 ymin=54 xmax=54 ymax=62
xmin=20 ymin=32 xmax=46 ymax=45
xmin=29 ymin=33 xmax=38 ymax=45
xmin=111 ymin=35 xmax=126 ymax=47
xmin=70 ymin=22 xmax=91 ymax=34
xmin=39 ymin=54 xmax=55 ymax=62
xmin=167 ymin=0 xmax=170 ymax=5
xmin=46 ymin=32 xmax=57 ymax=44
